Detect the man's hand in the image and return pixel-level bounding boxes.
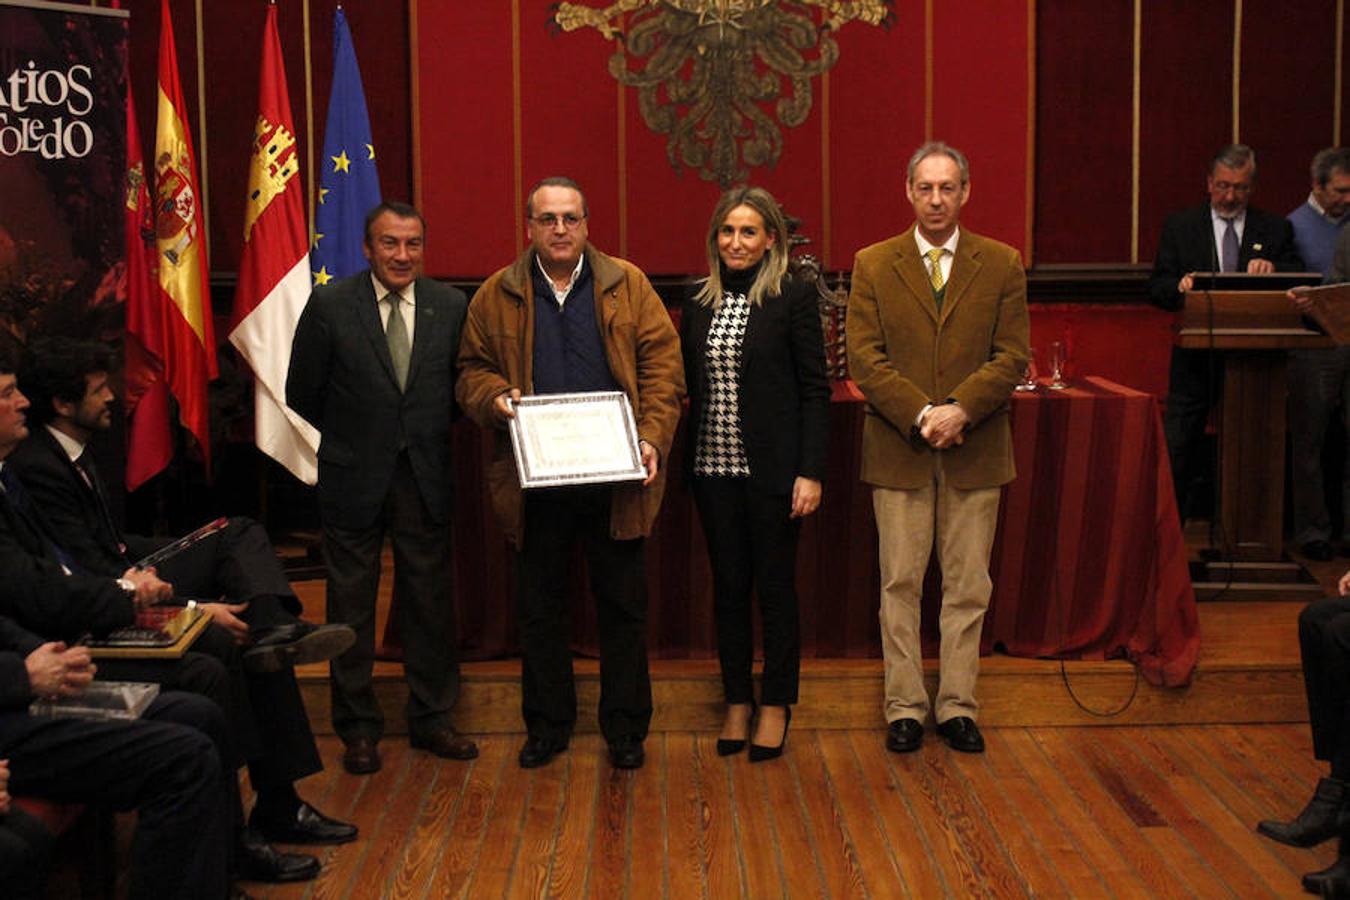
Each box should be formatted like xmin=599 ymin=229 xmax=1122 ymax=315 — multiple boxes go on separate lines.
xmin=790 ymin=477 xmax=822 ymax=519
xmin=200 ymin=601 xmax=250 ymax=644
xmin=920 ymin=403 xmax=969 ymax=449
xmin=120 ymin=567 xmax=172 ymax=607
xmin=24 ymin=642 xmax=95 ymax=699
xmin=1178 ymin=273 xmax=1195 ymax=294
xmin=1247 ymin=258 xmax=1275 ymax=275
xmin=639 ymin=440 xmax=659 ymax=486
xmin=1290 ymin=285 xmax=1315 ymax=313
xmin=0 ymin=759 xmax=10 ymax=816
xmin=1339 ymin=570 xmax=1350 ymax=596
xmin=492 ymin=388 xmax=522 ymax=424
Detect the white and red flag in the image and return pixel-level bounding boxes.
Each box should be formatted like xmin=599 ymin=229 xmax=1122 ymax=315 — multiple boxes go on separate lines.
xmin=229 ymin=3 xmax=318 ymax=484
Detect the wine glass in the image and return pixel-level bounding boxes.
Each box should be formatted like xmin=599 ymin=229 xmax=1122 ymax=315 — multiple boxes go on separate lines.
xmin=1014 ymin=347 xmax=1038 ymax=391
xmin=1048 ymin=341 xmax=1068 ymax=390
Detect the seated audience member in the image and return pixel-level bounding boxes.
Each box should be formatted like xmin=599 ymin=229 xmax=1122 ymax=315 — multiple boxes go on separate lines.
xmin=1257 ymin=568 xmax=1350 ymax=895
xmin=12 ymin=337 xmax=354 ymax=674
xmin=0 ymin=613 xmax=232 ymax=899
xmin=0 ymin=345 xmax=353 ymax=883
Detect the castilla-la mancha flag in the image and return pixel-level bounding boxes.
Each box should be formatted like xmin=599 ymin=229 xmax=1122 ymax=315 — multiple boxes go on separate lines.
xmin=229 ymin=4 xmax=319 ymax=484
xmin=153 ymin=0 xmax=216 ymax=470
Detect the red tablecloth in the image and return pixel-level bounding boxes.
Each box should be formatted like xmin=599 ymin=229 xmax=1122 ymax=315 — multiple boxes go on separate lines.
xmin=387 ymin=377 xmax=1200 ymax=687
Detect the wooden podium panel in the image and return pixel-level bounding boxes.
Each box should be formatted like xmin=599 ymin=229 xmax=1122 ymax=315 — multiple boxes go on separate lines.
xmin=1177 ymin=291 xmax=1332 ymax=560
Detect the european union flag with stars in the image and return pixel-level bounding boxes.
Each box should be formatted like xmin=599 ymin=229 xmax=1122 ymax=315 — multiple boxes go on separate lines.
xmin=311 ymin=8 xmax=381 ymax=286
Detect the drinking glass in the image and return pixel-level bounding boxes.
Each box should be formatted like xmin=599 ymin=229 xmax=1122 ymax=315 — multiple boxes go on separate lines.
xmin=1048 ymin=341 xmax=1068 ymax=390
xmin=1014 ymin=347 xmax=1038 ymax=391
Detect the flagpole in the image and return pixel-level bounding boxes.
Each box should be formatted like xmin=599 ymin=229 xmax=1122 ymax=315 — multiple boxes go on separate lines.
xmin=193 ymin=0 xmax=211 ymax=262
xmin=303 ymin=0 xmax=315 ymax=242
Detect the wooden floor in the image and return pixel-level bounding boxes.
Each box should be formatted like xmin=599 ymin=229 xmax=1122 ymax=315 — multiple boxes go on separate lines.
xmin=235 ymin=723 xmax=1328 ymax=899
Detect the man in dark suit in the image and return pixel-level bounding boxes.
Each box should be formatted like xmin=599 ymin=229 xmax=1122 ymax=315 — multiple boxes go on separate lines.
xmin=1148 ymin=144 xmax=1304 ymax=519
xmin=846 ymin=142 xmax=1029 ymax=755
xmin=0 ymin=348 xmax=341 ymax=883
xmin=288 ymin=201 xmax=474 ymax=775
xmin=0 ymin=615 xmax=232 ymax=899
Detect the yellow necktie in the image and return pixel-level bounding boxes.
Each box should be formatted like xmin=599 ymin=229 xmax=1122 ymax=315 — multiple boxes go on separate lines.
xmin=926 ymin=247 xmax=945 ymax=293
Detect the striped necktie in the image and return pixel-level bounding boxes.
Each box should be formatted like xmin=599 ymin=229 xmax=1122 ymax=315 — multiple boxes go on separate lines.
xmin=926 ymin=247 xmax=946 ymax=293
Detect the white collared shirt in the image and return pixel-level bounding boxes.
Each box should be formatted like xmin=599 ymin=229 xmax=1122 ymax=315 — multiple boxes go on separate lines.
xmin=1210 ymin=207 xmax=1247 ymax=261
xmin=371 ymin=274 xmax=416 ymax=343
xmin=535 ymin=254 xmax=585 ymax=307
xmin=913 ymin=226 xmax=960 ymax=287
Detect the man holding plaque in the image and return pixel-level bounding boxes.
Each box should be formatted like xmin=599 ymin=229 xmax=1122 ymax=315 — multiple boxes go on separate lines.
xmin=288 ymin=201 xmax=474 ymax=776
xmin=846 ymin=142 xmax=1029 ymax=755
xmin=457 ymin=177 xmax=685 ymax=770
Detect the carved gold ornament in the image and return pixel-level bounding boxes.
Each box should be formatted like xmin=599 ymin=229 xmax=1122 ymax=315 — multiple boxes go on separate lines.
xmin=553 ymin=0 xmax=892 ymax=187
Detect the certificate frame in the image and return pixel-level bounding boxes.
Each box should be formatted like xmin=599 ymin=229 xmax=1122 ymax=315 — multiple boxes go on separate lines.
xmin=508 ymin=391 xmax=646 ymax=489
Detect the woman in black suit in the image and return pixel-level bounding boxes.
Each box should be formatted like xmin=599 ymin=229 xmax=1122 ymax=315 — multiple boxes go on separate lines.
xmin=681 ymin=186 xmax=831 ymax=761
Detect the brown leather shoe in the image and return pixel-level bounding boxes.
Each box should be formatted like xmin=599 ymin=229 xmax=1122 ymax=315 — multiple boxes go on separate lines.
xmin=410 ymin=727 xmax=479 ymax=760
xmin=341 ymin=736 xmax=381 ymax=774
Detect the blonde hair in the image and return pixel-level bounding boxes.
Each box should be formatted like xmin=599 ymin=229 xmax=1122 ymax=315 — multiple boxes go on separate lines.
xmin=694 ymin=186 xmax=791 ymax=308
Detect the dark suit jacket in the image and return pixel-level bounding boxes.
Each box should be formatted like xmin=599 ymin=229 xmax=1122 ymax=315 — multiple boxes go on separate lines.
xmin=1148 ymin=203 xmax=1304 ymax=309
xmin=680 ymin=275 xmax=831 ymax=494
xmin=287 ymin=272 xmax=469 ymax=530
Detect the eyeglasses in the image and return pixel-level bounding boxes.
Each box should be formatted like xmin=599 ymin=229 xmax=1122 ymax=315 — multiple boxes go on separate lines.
xmin=529 ymin=213 xmax=586 ymax=230
xmin=1211 ymin=181 xmax=1252 ymax=195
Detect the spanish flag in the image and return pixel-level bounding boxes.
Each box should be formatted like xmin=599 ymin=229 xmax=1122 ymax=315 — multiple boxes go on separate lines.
xmin=229 ymin=4 xmax=319 ymax=484
xmin=153 ymin=0 xmax=216 ymax=470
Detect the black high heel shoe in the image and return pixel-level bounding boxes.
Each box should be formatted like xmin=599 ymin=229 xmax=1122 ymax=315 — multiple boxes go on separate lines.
xmin=749 ymin=705 xmax=792 ymax=763
xmin=716 ymin=701 xmax=756 ymax=756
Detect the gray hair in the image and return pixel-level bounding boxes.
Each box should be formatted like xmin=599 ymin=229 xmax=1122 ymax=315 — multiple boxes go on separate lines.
xmin=907 ymin=141 xmax=970 ymax=186
xmin=1210 ymin=144 xmax=1256 ymax=177
xmin=1311 ymin=147 xmax=1350 ymax=186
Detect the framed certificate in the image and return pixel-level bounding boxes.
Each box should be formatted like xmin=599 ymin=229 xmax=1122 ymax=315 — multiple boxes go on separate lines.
xmin=508 ymin=391 xmax=646 ymax=489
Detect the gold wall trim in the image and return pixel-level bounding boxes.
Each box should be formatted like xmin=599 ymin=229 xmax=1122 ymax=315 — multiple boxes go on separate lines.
xmin=923 ymin=0 xmax=933 ymax=140
xmin=617 ymin=78 xmax=628 ymax=261
xmin=1336 ymin=0 xmax=1344 ymax=144
xmin=821 ymin=68 xmax=831 ymax=270
xmin=1024 ymin=0 xmax=1035 ymax=264
xmin=303 ymin=0 xmax=314 ymax=242
xmin=194 ymin=0 xmax=211 ymax=261
xmin=1231 ymin=0 xmax=1242 ymax=142
xmin=512 ymin=0 xmax=523 ymax=246
xmin=1130 ymin=0 xmax=1141 ymax=264
xmin=410 ymin=0 xmax=422 ymax=209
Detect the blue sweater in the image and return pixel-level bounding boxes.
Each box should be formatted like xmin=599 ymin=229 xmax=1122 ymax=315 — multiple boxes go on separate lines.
xmin=531 ymin=259 xmax=619 ymax=395
xmin=1289 ymin=200 xmax=1347 ymax=278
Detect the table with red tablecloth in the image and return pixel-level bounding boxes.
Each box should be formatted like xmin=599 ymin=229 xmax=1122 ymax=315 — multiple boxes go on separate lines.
xmin=386 ymin=376 xmax=1199 ymax=687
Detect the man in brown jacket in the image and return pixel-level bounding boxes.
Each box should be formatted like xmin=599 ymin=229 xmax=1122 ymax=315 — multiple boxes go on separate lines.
xmin=846 ymin=143 xmax=1029 ymax=755
xmin=457 ymin=177 xmax=685 ymax=771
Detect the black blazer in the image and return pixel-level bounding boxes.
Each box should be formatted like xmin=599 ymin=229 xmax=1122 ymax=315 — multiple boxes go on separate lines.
xmin=287 ymin=272 xmax=468 ymax=530
xmin=1148 ymin=203 xmax=1304 ymax=309
xmin=680 ymin=275 xmax=831 ymax=493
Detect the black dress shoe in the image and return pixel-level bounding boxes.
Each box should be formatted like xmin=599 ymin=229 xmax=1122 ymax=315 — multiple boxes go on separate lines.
xmin=717 ymin=701 xmax=756 ymax=756
xmin=235 ymin=828 xmax=321 ymax=883
xmin=1258 ymin=777 xmax=1350 ymax=847
xmin=518 ymin=734 xmax=569 ymax=769
xmin=251 ymin=801 xmax=358 ymax=845
xmin=886 ymin=718 xmax=924 ymax=753
xmin=411 ymin=727 xmax=479 ymax=760
xmin=608 ymin=736 xmax=645 ymax=769
xmin=1303 ymin=539 xmax=1336 ymax=562
xmin=243 ymin=622 xmax=356 ymax=673
xmin=749 ymin=706 xmax=792 ymax=763
xmin=342 ymin=736 xmax=381 ymax=775
xmin=936 ymin=716 xmax=985 ymax=753
xmin=1303 ymin=840 xmax=1350 ymax=895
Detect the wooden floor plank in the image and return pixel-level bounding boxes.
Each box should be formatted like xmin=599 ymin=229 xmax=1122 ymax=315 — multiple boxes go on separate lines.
xmin=588 ymin=764 xmax=636 ymax=898
xmin=727 ymin=749 xmax=785 ymax=898
xmin=546 ymin=736 xmax=602 ymax=899
xmin=757 ymin=749 xmax=829 ymax=900
xmin=422 ymin=736 xmax=511 ymax=899
xmin=346 ymin=751 xmax=441 ymax=899
xmin=700 ymin=738 xmax=747 ymax=899
xmin=628 ymin=733 xmax=670 ymax=900
xmin=788 ymin=729 xmax=869 ymax=899
xmin=456 ymin=737 xmax=533 ymax=898
xmin=664 ymin=734 xmax=710 ymax=900
xmin=382 ymin=755 xmax=472 ymax=900
xmin=815 ymin=732 xmax=913 ymax=898
xmin=511 ymin=745 xmax=567 ymax=899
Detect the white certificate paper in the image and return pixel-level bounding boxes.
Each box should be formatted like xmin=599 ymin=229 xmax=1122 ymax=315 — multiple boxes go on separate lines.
xmin=508 ymin=391 xmax=646 ymax=488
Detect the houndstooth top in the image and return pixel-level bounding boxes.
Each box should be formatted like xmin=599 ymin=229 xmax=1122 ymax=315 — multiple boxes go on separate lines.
xmin=694 ymin=289 xmax=752 ymax=477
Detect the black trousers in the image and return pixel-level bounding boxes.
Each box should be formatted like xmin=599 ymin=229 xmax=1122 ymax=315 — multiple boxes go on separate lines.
xmin=1163 ymin=346 xmax=1223 ymax=519
xmin=323 ymin=452 xmax=459 ymax=742
xmin=0 ymin=691 xmax=231 ymax=899
xmin=1300 ymin=595 xmax=1350 ymax=776
xmin=691 ymin=476 xmax=803 ymax=706
xmin=154 ymin=516 xmax=301 ymax=617
xmin=517 ymin=486 xmax=650 ymax=744
xmin=0 ymin=807 xmax=52 ymax=900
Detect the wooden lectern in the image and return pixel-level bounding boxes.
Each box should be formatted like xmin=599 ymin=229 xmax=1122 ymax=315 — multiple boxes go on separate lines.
xmin=1176 ymin=290 xmax=1333 ymax=560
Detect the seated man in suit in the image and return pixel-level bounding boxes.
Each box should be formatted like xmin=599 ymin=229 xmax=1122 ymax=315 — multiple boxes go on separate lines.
xmin=0 ymin=346 xmax=352 ymax=883
xmin=1148 ymin=143 xmax=1304 ymax=519
xmin=0 ymin=613 xmax=232 ymax=899
xmin=1257 ymin=568 xmax=1350 ymax=896
xmin=12 ymin=336 xmax=354 ymax=674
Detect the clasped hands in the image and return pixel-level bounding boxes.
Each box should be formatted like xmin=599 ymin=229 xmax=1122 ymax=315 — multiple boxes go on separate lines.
xmin=919 ymin=402 xmax=969 ymax=450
